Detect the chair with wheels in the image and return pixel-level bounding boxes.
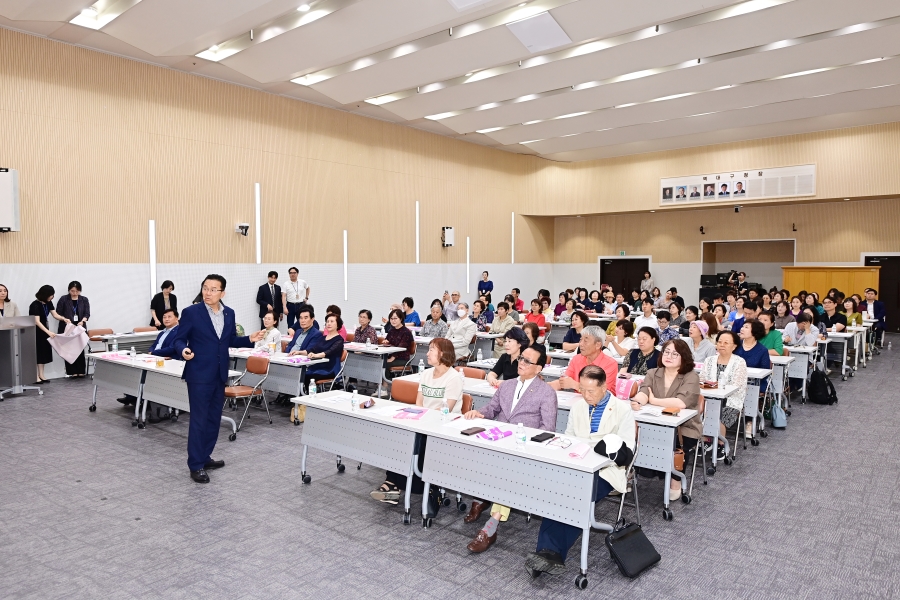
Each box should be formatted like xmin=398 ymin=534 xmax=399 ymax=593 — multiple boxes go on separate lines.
xmin=224 ymin=355 xmax=271 ymax=431
xmin=425 ymin=393 xmax=474 ymax=524
xmin=85 ymin=328 xmax=113 ymax=378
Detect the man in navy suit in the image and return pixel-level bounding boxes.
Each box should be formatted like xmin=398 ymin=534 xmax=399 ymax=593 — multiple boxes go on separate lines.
xmin=116 ymin=308 xmax=181 ymax=408
xmin=859 ymin=288 xmax=887 ymax=335
xmin=256 ymin=271 xmax=283 ymax=329
xmin=173 ymin=275 xmax=263 ymax=483
xmin=285 ymin=306 xmax=322 ymax=355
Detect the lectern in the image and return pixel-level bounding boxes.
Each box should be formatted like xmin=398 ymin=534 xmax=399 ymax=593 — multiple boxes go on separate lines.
xmin=0 ymin=316 xmax=43 ymax=400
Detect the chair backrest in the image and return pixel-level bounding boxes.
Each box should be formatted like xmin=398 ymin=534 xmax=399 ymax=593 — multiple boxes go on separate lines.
xmin=697 ymin=394 xmax=706 ymax=416
xmin=545 ymin=354 xmax=552 ymax=365
xmin=346 ymin=333 xmax=355 ymax=343
xmin=340 ymin=349 xmax=348 ymax=363
xmin=391 ymin=379 xmax=419 ymax=404
xmin=455 ymin=366 xmax=485 ymax=379
xmin=87 ymin=328 xmax=113 ymax=341
xmin=133 ymin=326 xmax=157 ymax=333
xmin=247 ymin=355 xmax=270 ymax=375
xmin=461 ymin=393 xmax=473 ymax=414
xmin=407 ymin=339 xmax=417 ymax=356
xmin=281 ymin=340 xmax=290 ymax=352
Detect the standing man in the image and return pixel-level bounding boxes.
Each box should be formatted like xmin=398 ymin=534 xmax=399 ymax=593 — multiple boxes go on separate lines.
xmin=282 ymin=267 xmax=310 ymax=331
xmin=173 ymin=275 xmax=263 ymax=483
xmin=256 ymin=271 xmax=283 ymax=329
xmin=477 ymin=271 xmax=493 ymax=304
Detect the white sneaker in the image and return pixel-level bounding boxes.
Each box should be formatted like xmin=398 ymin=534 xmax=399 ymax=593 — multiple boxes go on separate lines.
xmin=745 ymin=422 xmax=753 ymax=439
xmin=669 ymin=487 xmax=682 ymax=502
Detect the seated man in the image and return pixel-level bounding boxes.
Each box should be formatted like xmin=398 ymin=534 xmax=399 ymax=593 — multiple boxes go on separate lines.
xmin=116 ymin=309 xmax=181 ymax=416
xmin=730 ymin=299 xmax=758 ymax=333
xmin=525 ymin=365 xmax=635 ymax=577
xmin=462 ymin=346 xmax=557 ymax=553
xmin=859 ymin=288 xmax=886 ymax=332
xmin=549 ymin=326 xmax=618 ymax=391
xmin=286 ymin=307 xmax=323 ymax=355
xmin=632 ymin=298 xmax=657 ymax=333
xmin=656 ymin=312 xmax=679 ymax=343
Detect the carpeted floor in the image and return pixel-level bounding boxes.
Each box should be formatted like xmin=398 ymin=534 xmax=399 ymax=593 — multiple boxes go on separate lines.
xmin=1 ymin=339 xmax=898 ymax=599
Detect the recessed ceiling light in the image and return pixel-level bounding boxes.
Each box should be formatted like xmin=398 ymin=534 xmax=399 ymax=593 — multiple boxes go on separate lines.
xmin=210 ymin=45 xmax=219 ymax=52
xmin=465 ymin=72 xmax=473 ymax=76
xmin=844 ymin=198 xmax=850 ymax=201
xmin=518 ymin=2 xmax=527 ymax=6
xmin=650 ymin=210 xmax=656 ymax=213
xmin=80 ymin=7 xmax=97 ymax=18
xmin=298 ymin=4 xmax=311 ymax=12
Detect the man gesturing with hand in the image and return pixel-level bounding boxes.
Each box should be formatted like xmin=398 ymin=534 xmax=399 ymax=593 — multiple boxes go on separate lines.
xmin=173 ymin=274 xmax=264 ymax=483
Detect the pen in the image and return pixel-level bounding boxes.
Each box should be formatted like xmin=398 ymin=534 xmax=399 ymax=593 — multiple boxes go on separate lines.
xmin=451 ymin=415 xmax=461 ymax=421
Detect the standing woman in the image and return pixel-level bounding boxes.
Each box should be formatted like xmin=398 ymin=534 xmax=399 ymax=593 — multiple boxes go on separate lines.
xmin=30 ymin=285 xmax=65 ymax=383
xmin=0 ymin=284 xmax=21 ymax=317
xmin=55 ymin=281 xmax=91 ymax=377
xmin=150 ymin=280 xmax=177 ymax=329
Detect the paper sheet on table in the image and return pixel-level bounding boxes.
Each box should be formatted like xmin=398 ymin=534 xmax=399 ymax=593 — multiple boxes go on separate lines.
xmin=371 ymin=405 xmax=405 ymax=416
xmin=636 ymin=405 xmax=664 ymax=417
xmin=316 ymin=393 xmax=353 ymax=404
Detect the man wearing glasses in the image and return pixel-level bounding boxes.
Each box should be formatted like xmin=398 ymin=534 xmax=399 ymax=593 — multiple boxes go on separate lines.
xmin=173 ymin=274 xmax=264 ymax=484
xmin=461 ymin=345 xmax=557 ymax=553
xmin=526 ymin=365 xmax=636 ymax=577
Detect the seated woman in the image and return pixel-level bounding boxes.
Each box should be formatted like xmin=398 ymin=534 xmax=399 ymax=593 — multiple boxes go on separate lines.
xmin=601 ymin=291 xmax=617 ymax=315
xmin=300 ymin=313 xmax=345 ymax=386
xmin=553 ymin=292 xmax=568 ymax=317
xmin=630 ymin=339 xmax=701 ymax=501
xmin=698 ymin=297 xmax=712 ymax=315
xmin=604 ymin=319 xmax=636 ymax=359
xmin=370 ymin=338 xmax=461 ymax=510
xmin=803 ymin=307 xmax=826 ymax=335
xmin=698 ymin=331 xmax=748 ymax=458
xmin=478 ymin=294 xmax=495 ymax=316
xmin=783 ymin=312 xmax=819 ymax=347
xmin=584 ymin=290 xmax=602 ymax=313
xmin=806 ymin=293 xmax=824 ymax=315
xmin=540 ymin=297 xmax=554 ymax=320
xmin=788 ymin=296 xmax=803 ymax=319
xmin=737 ymin=319 xmax=773 ymax=370
xmin=631 ymin=290 xmax=642 ymax=313
xmin=562 ymin=311 xmax=588 ymax=351
xmin=656 ymin=311 xmax=679 ymax=343
xmin=760 ymin=292 xmax=773 ymax=312
xmin=522 ymin=322 xmax=543 ymax=352
xmin=354 ymin=309 xmax=379 ymax=345
xmin=525 ymin=365 xmax=636 ymax=577
xmin=678 ymin=305 xmax=698 ymax=336
xmin=619 ymin=327 xmax=660 ymax=375
xmin=687 ymin=320 xmax=716 ymax=362
xmin=421 ymin=302 xmax=449 ymax=338
xmin=841 ymin=297 xmax=863 ymax=328
xmin=254 ymin=310 xmax=282 ymax=350
xmin=471 ymin=300 xmax=491 ymax=332
xmin=558 ymin=298 xmax=577 ymax=323
xmin=651 ymin=287 xmax=668 ymax=309
xmin=773 ymin=301 xmax=795 ymax=329
xmin=605 ymin=304 xmax=630 ymax=338
xmin=382 ymin=309 xmax=414 ymax=382
xmin=699 ymin=311 xmax=719 ymax=341
xmin=713 ymin=304 xmax=731 ymax=331
xmin=325 ymin=304 xmax=348 ymax=340
xmin=486 ymin=328 xmax=529 ymax=387
xmin=771 ymin=291 xmax=783 ymax=306
xmin=574 ymin=289 xmax=589 ymax=310
xmin=503 ymin=294 xmax=521 ymax=322
xmin=489 ymin=301 xmax=517 ymax=358
xmin=668 ymin=302 xmax=685 ymax=328
xmin=447 ymin=302 xmax=476 ymax=361
xmin=757 ymin=312 xmax=784 ymax=356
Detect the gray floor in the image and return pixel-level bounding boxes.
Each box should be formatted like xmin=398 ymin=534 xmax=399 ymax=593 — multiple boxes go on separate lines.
xmin=2 ymin=341 xmax=899 ymax=600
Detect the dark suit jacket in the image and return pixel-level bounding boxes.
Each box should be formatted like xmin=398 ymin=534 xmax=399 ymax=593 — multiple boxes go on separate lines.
xmin=256 ymin=283 xmax=283 ymax=318
xmin=858 ymin=300 xmax=886 ymax=327
xmin=479 ymin=376 xmax=557 ymax=431
xmin=149 ymin=325 xmax=180 ymax=359
xmin=150 ymin=292 xmax=178 ymax=327
xmin=286 ymin=326 xmax=324 ymax=354
xmin=172 ymin=303 xmax=252 ymax=384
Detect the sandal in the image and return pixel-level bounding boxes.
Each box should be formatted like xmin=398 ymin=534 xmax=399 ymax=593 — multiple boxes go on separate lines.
xmin=370 ymin=482 xmax=400 ymax=504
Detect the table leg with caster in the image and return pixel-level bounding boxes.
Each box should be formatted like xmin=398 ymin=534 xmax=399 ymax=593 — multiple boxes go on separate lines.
xmin=301 ymin=445 xmax=311 ymax=484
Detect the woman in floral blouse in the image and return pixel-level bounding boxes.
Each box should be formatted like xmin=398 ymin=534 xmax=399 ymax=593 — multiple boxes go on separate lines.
xmin=354 ymin=309 xmax=379 ymax=345
xmin=471 ymin=300 xmax=491 ymax=332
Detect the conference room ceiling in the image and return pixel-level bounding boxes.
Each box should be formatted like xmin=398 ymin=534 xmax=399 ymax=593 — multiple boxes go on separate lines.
xmin=3 ymin=0 xmax=900 ymax=162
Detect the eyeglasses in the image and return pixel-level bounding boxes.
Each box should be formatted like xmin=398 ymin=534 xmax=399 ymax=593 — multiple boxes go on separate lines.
xmin=661 ymin=350 xmax=681 ymax=358
xmin=519 ymin=357 xmax=537 ymax=366
xmin=202 ymin=287 xmax=222 ymax=293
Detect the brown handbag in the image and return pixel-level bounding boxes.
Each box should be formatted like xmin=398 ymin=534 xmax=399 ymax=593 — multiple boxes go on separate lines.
xmin=673 ymin=448 xmax=685 ymax=472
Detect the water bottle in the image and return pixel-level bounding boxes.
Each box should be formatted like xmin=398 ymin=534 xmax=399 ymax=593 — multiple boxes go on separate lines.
xmin=477 ymin=348 xmax=483 ymax=362
xmin=418 ymin=359 xmax=425 ymax=373
xmin=351 ymin=389 xmax=359 ymax=413
xmin=111 ymin=337 xmax=118 ymax=353
xmin=130 ymin=346 xmax=136 ymax=362
xmin=889 ymin=342 xmax=892 ymax=350
xmin=440 ymin=399 xmax=449 ymax=422
xmin=365 ymin=337 xmax=371 ymax=348
xmin=515 ymin=423 xmax=527 ymax=447
xmin=309 ymin=379 xmax=317 ymax=399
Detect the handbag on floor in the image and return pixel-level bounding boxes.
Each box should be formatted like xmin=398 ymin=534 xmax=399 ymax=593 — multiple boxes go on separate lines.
xmin=605 ymin=522 xmax=661 ymax=578
xmin=770 ymin=402 xmax=787 ymax=429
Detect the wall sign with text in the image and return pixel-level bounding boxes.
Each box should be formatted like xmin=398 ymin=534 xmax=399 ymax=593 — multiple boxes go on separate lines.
xmin=659 ymin=164 xmax=816 ymax=207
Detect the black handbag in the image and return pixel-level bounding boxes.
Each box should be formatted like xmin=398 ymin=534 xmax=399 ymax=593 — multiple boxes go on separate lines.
xmin=605 ymin=523 xmax=660 ymax=578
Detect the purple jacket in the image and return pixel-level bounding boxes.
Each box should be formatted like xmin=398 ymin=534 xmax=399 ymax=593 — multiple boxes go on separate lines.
xmin=480 ymin=376 xmax=557 ymax=431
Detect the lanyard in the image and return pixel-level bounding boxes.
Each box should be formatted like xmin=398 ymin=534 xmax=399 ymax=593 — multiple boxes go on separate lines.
xmin=43 ymin=303 xmax=50 ymax=318
xmin=72 ymin=298 xmax=78 ymax=316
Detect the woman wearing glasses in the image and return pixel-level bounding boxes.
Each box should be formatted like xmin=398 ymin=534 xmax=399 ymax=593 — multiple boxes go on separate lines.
xmin=630 ymin=339 xmax=701 ymax=501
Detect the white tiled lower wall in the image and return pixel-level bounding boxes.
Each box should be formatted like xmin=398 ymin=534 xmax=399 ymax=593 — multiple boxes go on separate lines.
xmin=2 ymin=261 xmax=714 ymax=379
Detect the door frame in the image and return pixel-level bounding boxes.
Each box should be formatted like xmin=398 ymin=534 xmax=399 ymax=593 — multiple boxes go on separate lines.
xmin=860 ymin=252 xmax=900 ymax=264
xmin=597 ymin=256 xmax=653 ymax=291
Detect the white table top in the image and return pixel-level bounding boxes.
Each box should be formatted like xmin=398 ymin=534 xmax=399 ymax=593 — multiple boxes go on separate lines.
xmin=467 ymin=358 xmax=498 ymax=369
xmin=344 ymin=342 xmax=406 ymax=355
xmin=94 ymin=352 xmax=240 ymax=379
xmin=696 ymin=384 xmax=739 ymax=400
xmin=413 ymin=336 xmax=434 ymax=344
xmin=769 ymin=355 xmax=796 ymax=365
xmin=99 ymin=331 xmax=160 ymax=341
xmin=294 ymin=391 xmax=613 ymax=473
xmin=548 ymin=349 xmax=577 ymax=360
xmin=745 ymin=367 xmax=773 ymax=379
xmin=783 ymin=345 xmax=818 ymax=354
xmin=633 ymin=407 xmax=698 ymax=428
xmin=476 ymin=332 xmax=503 ymax=339
xmin=826 ymin=331 xmax=854 ymax=339
xmin=229 ymin=349 xmax=327 ymax=368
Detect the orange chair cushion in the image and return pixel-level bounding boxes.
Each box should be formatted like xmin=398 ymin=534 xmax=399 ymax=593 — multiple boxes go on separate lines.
xmin=224 ymin=385 xmax=256 ymax=397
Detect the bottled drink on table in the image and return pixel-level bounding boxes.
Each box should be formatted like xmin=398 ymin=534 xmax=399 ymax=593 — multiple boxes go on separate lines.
xmin=440 ymin=399 xmax=449 ymax=422
xmin=351 ymin=389 xmax=359 ymax=413
xmin=476 ymin=349 xmax=483 ymax=362
xmin=111 ymin=338 xmax=119 ymax=353
xmin=418 ymin=359 xmax=425 ymax=373
xmin=309 ymin=379 xmax=317 ymax=399
xmin=515 ymin=423 xmax=526 ymax=446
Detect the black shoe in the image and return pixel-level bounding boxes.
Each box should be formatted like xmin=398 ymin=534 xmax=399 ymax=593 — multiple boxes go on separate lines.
xmin=147 ymin=414 xmax=163 ymax=424
xmin=204 ymin=459 xmax=225 ymax=470
xmin=525 ymin=550 xmax=566 ymax=576
xmin=716 ymin=445 xmax=727 ymax=461
xmin=190 ymin=469 xmax=210 ymax=483
xmin=116 ymin=397 xmax=134 ymax=406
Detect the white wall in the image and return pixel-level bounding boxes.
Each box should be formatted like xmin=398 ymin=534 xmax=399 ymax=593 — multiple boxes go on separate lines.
xmin=712 ymin=261 xmax=786 ymax=291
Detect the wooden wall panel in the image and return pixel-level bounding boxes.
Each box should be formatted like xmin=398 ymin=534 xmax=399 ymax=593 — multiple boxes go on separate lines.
xmin=782 ymin=267 xmax=880 ymax=298
xmin=0 ymin=28 xmax=529 ymax=264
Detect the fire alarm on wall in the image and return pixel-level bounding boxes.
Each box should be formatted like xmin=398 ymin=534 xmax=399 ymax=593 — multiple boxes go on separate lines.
xmin=442 ymin=226 xmax=455 ymax=247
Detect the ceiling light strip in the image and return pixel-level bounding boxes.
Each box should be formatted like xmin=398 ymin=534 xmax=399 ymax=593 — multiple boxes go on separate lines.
xmin=520 ymin=80 xmax=900 ymax=148
xmin=436 ymin=14 xmax=900 ymax=127
xmin=373 ymin=0 xmax=794 ymax=107
xmin=69 ymin=0 xmax=143 ymax=30
xmin=197 ymin=0 xmax=363 ymax=63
